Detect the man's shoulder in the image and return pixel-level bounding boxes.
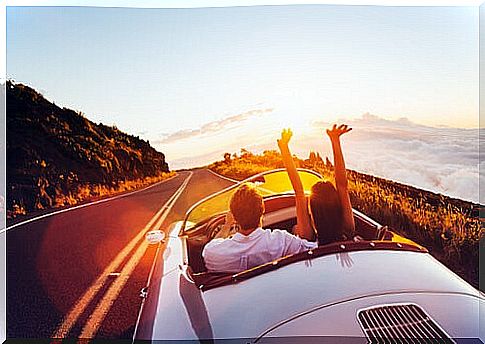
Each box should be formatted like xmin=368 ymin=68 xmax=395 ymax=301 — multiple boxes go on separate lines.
xmin=202 ymin=238 xmax=230 ymax=256
xmin=263 ymin=228 xmax=298 ymax=240
xmin=263 ymin=228 xmax=317 ymax=248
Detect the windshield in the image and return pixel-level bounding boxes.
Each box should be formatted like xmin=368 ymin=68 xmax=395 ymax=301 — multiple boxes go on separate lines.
xmin=182 ymin=169 xmax=322 ymax=233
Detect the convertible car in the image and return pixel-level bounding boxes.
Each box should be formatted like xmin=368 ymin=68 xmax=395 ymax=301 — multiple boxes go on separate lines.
xmin=134 ymin=169 xmax=484 ymax=343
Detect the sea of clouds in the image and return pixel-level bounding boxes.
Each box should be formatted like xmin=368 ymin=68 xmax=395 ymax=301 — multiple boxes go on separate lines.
xmin=164 ymin=112 xmax=482 ymax=204
xmin=307 ymin=113 xmax=482 ymax=204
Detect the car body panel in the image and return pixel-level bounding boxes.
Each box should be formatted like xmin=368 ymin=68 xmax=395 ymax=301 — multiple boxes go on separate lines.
xmin=145 ymin=248 xmax=481 ymax=341
xmin=259 ymin=293 xmax=483 ymax=341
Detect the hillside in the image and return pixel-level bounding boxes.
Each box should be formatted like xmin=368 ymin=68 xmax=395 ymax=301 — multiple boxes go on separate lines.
xmin=209 ymin=149 xmax=483 ymax=290
xmin=6 ymin=81 xmax=170 ymax=221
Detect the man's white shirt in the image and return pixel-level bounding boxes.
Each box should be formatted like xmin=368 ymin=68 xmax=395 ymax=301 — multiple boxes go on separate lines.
xmin=202 ymin=227 xmax=317 ymax=273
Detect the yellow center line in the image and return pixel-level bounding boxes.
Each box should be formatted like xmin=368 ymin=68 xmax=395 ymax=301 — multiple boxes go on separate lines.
xmin=80 ymin=240 xmax=150 ymax=339
xmin=79 ymin=172 xmax=192 ymax=339
xmin=52 ymin=172 xmax=192 ymax=338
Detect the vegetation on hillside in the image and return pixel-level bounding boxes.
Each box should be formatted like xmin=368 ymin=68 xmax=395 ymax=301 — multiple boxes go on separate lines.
xmin=209 ymin=149 xmax=483 ymax=290
xmin=6 ymin=81 xmax=172 ymax=221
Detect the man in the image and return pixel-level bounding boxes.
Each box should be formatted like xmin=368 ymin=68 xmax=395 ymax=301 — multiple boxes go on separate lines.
xmin=202 ymin=184 xmax=317 ymax=273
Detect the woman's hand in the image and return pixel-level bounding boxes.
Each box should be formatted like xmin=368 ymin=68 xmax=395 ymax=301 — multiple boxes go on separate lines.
xmin=276 ymin=127 xmax=314 ymax=241
xmin=277 ymin=128 xmax=293 ymax=149
xmin=327 ymin=123 xmax=356 ymax=236
xmin=326 ymin=124 xmax=352 ymax=142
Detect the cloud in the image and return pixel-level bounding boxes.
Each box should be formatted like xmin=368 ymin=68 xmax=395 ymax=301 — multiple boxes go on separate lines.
xmin=310 ymin=113 xmax=482 ymax=203
xmin=164 ymin=111 xmax=481 ymax=203
xmin=155 ymin=108 xmax=273 ymax=144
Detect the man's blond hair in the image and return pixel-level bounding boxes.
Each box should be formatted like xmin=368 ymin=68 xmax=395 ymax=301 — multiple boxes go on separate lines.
xmin=230 ymin=184 xmax=264 ymax=231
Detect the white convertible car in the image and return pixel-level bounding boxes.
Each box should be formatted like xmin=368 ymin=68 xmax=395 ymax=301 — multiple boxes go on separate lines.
xmin=134 ymin=169 xmax=484 ymax=343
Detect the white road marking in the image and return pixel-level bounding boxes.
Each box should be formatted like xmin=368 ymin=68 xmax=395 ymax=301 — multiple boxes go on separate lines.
xmin=206 ymin=169 xmax=240 ymax=183
xmin=1 ymin=174 xmax=178 ymax=234
xmin=51 ymin=172 xmax=191 ymax=338
xmin=83 ymin=240 xmax=151 ymax=338
xmin=207 ymin=168 xmax=275 ymax=194
xmin=79 ymin=173 xmax=192 ymax=338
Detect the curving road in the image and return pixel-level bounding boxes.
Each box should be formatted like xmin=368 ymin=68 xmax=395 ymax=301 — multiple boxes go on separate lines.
xmin=6 ymin=169 xmax=234 ymax=340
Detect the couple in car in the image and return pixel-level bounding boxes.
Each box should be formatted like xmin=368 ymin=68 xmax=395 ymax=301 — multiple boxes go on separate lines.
xmin=203 ymin=124 xmax=356 ymax=273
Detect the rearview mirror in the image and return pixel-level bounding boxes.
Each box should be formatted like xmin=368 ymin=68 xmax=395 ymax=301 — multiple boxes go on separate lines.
xmin=146 ymin=230 xmax=165 ymax=244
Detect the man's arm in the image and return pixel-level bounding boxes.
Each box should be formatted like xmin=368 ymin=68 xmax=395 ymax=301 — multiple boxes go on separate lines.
xmin=277 ymin=129 xmax=315 ymax=241
xmin=279 ymin=229 xmax=318 ymax=256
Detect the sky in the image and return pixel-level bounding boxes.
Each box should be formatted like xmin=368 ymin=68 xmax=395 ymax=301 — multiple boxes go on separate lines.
xmin=5 ymin=3 xmax=482 ymax=202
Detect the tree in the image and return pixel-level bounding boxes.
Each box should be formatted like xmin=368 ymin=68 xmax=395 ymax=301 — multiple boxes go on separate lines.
xmin=308 ymin=151 xmax=317 ymax=164
xmin=240 ymin=148 xmax=253 ymax=159
xmin=224 ymin=152 xmax=232 ymax=164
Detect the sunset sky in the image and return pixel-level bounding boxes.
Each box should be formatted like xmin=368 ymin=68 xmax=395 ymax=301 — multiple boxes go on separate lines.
xmin=6 ymin=4 xmax=481 ymax=201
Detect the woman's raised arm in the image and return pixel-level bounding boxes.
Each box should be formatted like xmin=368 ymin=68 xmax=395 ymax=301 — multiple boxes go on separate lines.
xmin=277 ymin=129 xmax=315 ymax=241
xmin=326 ymin=124 xmax=355 ymax=237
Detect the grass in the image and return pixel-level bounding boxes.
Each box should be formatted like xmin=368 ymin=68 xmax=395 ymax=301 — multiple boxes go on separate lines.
xmin=209 ymin=149 xmax=483 ymax=290
xmin=8 ymin=172 xmax=175 ymax=220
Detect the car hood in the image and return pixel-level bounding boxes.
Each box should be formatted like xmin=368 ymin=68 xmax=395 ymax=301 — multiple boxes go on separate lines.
xmin=147 ymin=243 xmax=482 ymax=341
xmin=258 ymin=292 xmax=483 ymax=342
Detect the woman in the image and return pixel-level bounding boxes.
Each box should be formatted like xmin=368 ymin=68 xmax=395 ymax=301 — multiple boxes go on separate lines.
xmin=277 ymin=124 xmax=355 ymax=245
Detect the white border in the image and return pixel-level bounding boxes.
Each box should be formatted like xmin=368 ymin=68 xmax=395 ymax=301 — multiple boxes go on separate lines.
xmin=1 ymin=2 xmax=482 ymax=343
xmin=3 ymin=0 xmax=483 ymax=6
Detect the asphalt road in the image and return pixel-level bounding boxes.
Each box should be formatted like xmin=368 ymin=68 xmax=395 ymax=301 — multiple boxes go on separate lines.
xmin=6 ymin=169 xmax=234 ymax=340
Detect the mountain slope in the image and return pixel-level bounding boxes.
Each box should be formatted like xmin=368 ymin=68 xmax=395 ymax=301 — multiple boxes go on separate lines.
xmin=6 ymin=81 xmax=170 ymax=220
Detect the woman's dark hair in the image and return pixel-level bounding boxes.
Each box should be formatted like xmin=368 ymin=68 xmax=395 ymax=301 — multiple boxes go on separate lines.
xmin=309 ymin=181 xmax=344 ymax=245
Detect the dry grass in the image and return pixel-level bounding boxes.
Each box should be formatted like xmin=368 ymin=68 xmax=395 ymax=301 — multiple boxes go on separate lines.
xmin=8 ymin=172 xmax=175 ymax=219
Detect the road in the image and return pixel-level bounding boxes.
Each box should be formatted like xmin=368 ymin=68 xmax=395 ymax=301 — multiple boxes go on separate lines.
xmin=6 ymin=169 xmax=234 ymax=340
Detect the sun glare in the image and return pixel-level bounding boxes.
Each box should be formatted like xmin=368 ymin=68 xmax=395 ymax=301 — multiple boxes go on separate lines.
xmin=273 ymin=108 xmax=312 ymax=132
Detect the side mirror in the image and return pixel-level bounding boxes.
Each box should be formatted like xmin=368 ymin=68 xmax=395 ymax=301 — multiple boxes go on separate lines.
xmin=146 ymin=230 xmax=166 ymax=244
